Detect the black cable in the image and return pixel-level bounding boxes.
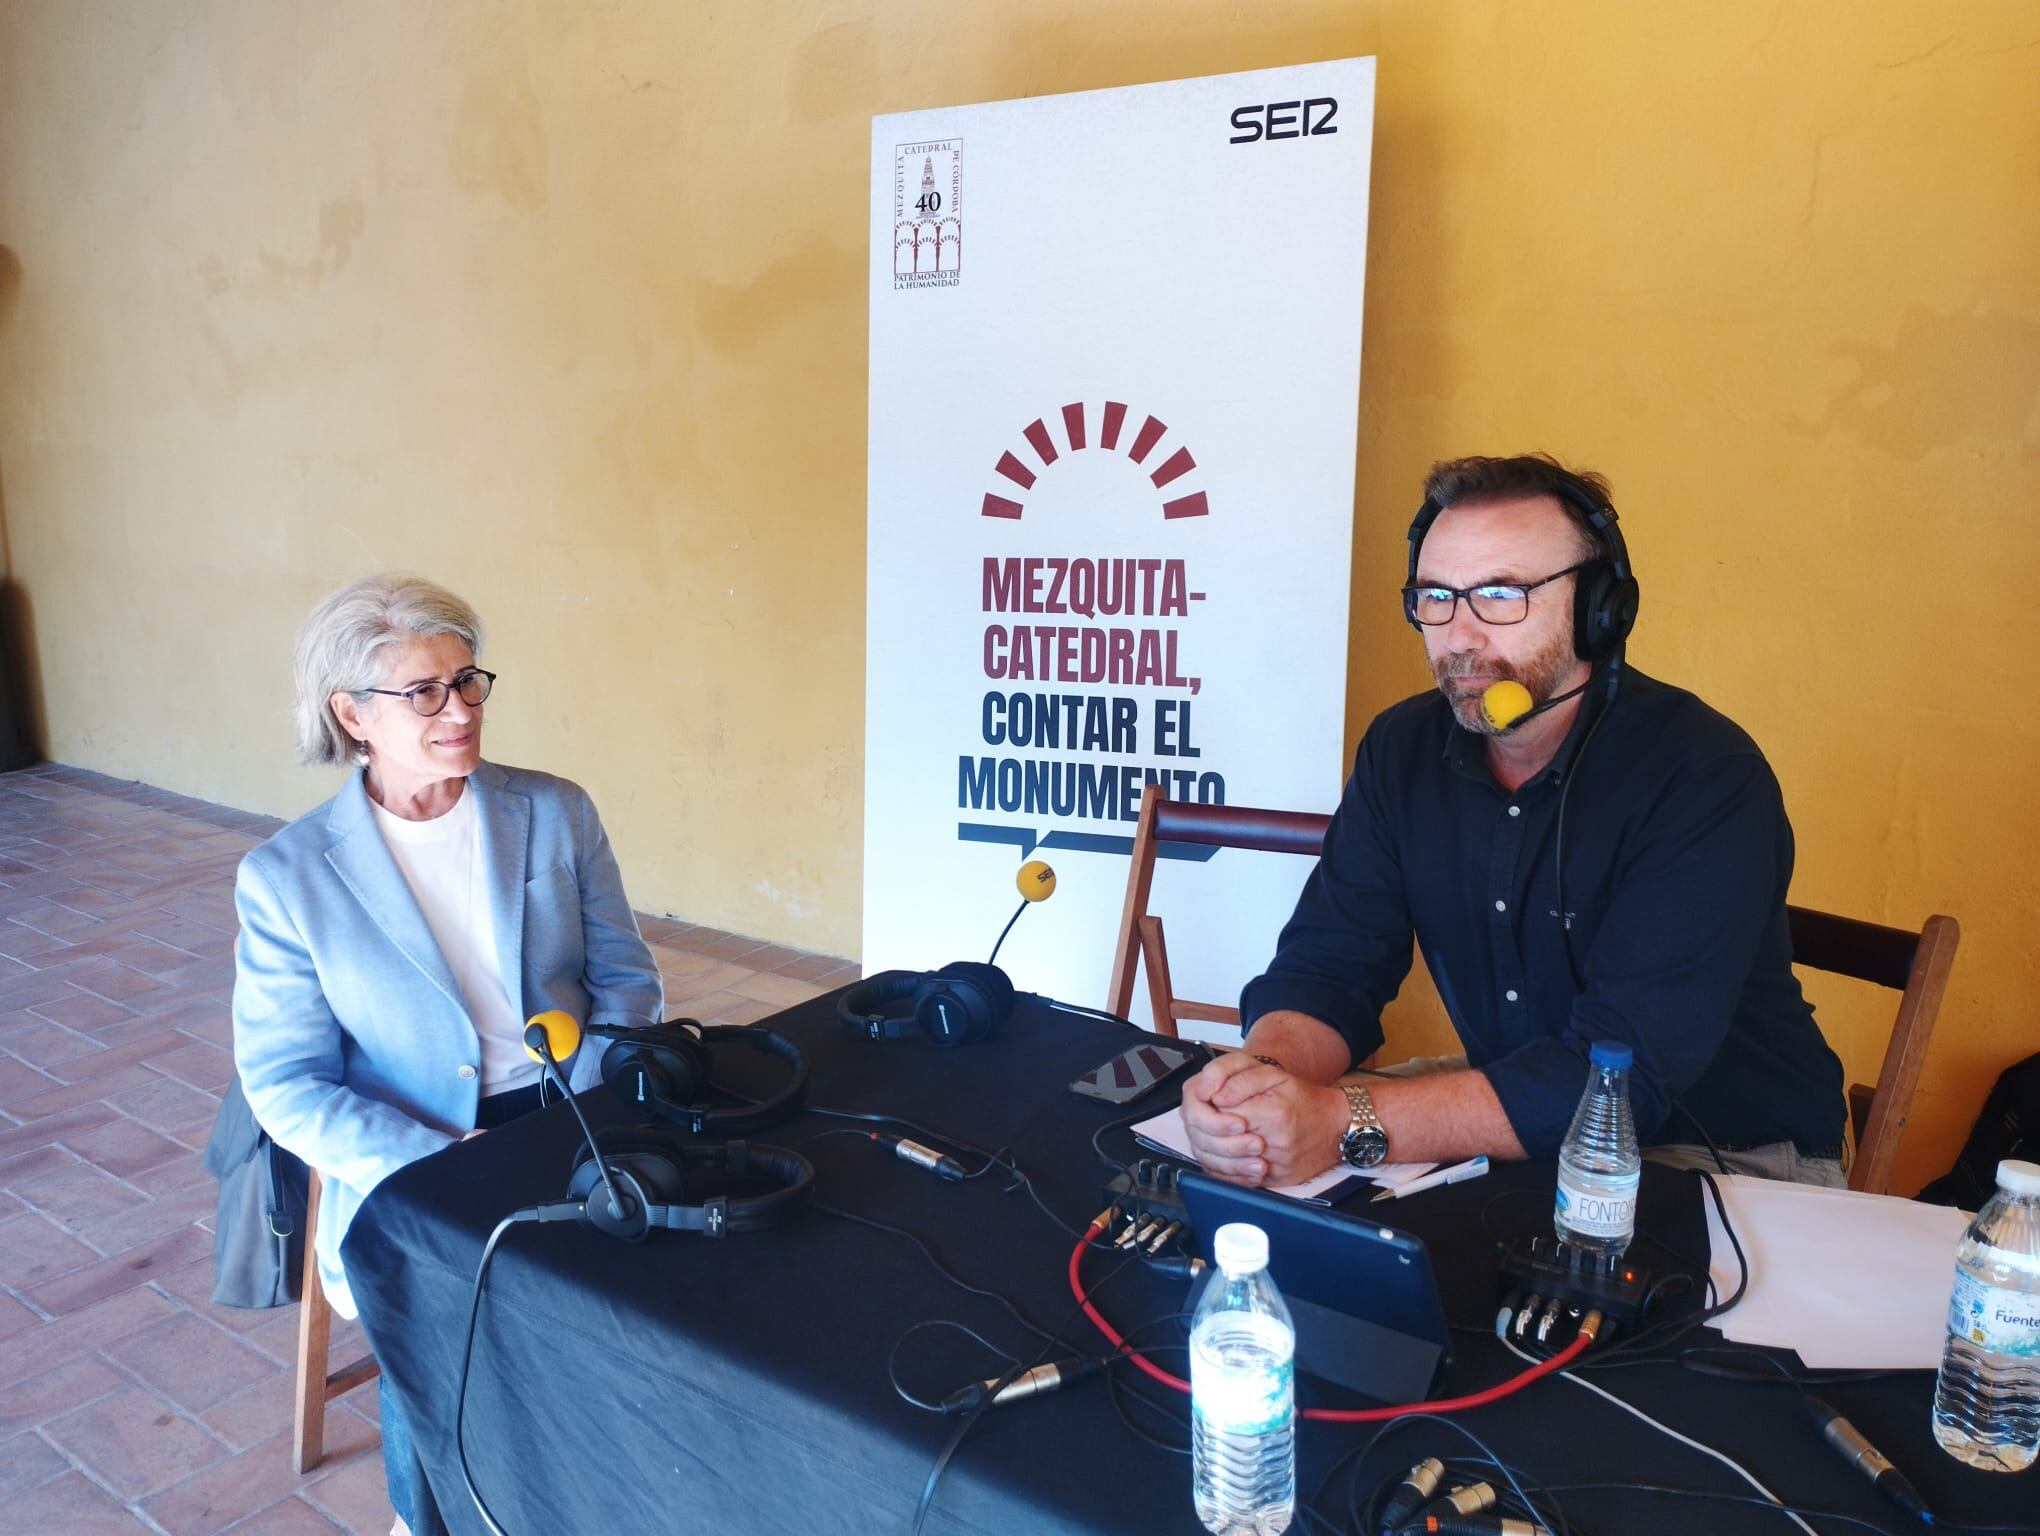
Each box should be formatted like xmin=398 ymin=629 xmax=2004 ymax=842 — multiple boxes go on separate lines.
xmin=455 ymin=1212 xmax=532 ymax=1536
xmin=803 ymin=1105 xmax=1108 ymax=1245
xmin=1098 ymin=1309 xmax=1195 ymax=1456
xmin=1670 ymin=1095 xmax=1733 ymax=1176
xmin=908 ymin=1248 xmax=1144 ymax=1536
xmin=911 ymin=1363 xmax=1021 ymax=1536
xmin=534 ymin=1043 xmax=630 ymax=1227
xmin=1090 ymin=1098 xmax=1168 ymax=1179
xmin=986 ymin=898 xmax=1028 ymax=965
xmin=1674 ymin=1344 xmax=1919 ymax=1390
xmin=1038 ymin=996 xmax=1146 ymax=1031
xmin=815 ymin=1203 xmax=1059 ymax=1347
xmin=1552 ymin=662 xmax=1618 ymax=993
xmin=885 ymin=1319 xmax=1022 ymax=1414
xmin=1545 ymin=1482 xmax=2040 ymax=1536
xmin=1348 ymin=1413 xmax=1573 ymax=1536
xmin=1309 ymin=1421 xmax=1391 ymax=1536
xmin=1580 ymin=1166 xmax=1749 ymax=1367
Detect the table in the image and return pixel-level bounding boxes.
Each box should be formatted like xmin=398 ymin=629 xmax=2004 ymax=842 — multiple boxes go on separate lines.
xmin=345 ymin=993 xmax=2038 ymax=1535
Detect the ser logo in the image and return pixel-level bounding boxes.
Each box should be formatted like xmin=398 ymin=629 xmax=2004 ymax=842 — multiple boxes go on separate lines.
xmin=1228 ymin=97 xmax=1338 ymax=144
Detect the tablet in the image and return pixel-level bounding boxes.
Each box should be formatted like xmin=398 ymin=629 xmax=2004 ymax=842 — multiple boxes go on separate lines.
xmin=1179 ymin=1169 xmax=1453 ymax=1403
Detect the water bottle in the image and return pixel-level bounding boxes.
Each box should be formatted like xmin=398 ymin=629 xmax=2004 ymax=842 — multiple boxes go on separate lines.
xmin=1554 ymin=1040 xmax=1641 ymax=1258
xmin=1931 ymin=1158 xmax=2040 ymax=1472
xmin=1190 ymin=1222 xmax=1295 ymax=1536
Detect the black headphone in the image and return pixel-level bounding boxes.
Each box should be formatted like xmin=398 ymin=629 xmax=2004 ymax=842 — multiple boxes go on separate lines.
xmin=1404 ymin=468 xmax=1640 ymax=663
xmin=564 ymin=1127 xmax=813 ymax=1241
xmin=836 ymin=961 xmax=1016 ymax=1046
xmin=598 ymin=1020 xmax=809 ymax=1135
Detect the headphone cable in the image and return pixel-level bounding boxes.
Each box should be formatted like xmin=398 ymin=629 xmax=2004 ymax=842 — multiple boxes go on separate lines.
xmin=455 ymin=1211 xmax=535 ymax=1536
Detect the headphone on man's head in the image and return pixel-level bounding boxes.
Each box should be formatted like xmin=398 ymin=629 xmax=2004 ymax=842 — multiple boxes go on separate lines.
xmin=836 ymin=961 xmax=1016 ymax=1046
xmin=564 ymin=1127 xmax=813 ymax=1241
xmin=1404 ymin=467 xmax=1640 ymax=663
xmin=598 ymin=1020 xmax=808 ymax=1135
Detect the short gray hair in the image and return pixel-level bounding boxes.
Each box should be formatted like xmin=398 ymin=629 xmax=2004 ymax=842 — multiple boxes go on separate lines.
xmin=292 ymin=574 xmax=486 ymax=766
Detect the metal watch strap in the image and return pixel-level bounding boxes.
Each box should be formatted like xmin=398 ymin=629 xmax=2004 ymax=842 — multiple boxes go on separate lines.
xmin=1339 ymin=1082 xmax=1389 ymax=1168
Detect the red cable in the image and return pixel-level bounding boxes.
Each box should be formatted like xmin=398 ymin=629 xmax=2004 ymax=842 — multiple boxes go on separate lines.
xmin=1070 ymin=1224 xmax=1593 ymax=1422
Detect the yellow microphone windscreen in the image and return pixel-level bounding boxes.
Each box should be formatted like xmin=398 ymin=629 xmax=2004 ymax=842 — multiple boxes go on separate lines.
xmin=1481 ymin=679 xmax=1535 ymax=732
xmin=523 ymin=1009 xmax=582 ymax=1064
xmin=1016 ymin=859 xmax=1057 ymax=902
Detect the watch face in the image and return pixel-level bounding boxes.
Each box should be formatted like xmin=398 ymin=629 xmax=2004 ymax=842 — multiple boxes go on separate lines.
xmin=1341 ymin=1125 xmax=1390 ymax=1169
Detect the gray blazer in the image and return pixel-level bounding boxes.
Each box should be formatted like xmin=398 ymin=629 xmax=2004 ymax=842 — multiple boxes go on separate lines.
xmin=231 ymin=760 xmax=663 ymax=1311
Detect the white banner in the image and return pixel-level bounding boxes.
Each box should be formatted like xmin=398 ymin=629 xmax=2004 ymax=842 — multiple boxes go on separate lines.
xmin=866 ymin=60 xmax=1375 ymax=1034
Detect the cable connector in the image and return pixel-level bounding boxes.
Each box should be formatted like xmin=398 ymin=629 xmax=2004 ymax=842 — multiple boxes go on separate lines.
xmin=1143 ymin=1252 xmax=1205 ymax=1281
xmin=939 ymin=1356 xmax=1104 ymax=1414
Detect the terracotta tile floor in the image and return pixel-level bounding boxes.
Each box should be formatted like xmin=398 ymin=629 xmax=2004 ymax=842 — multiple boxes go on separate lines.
xmin=0 ymin=763 xmax=855 ymax=1534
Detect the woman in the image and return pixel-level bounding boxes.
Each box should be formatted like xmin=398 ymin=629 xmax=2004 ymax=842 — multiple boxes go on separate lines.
xmin=232 ymin=574 xmax=663 ymax=1535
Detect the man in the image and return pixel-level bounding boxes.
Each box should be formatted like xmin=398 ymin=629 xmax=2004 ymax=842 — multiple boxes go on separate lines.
xmin=1181 ymin=454 xmax=1846 ymax=1188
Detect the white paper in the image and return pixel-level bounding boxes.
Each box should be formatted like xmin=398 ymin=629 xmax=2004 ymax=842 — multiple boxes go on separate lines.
xmin=1129 ymin=1105 xmax=1435 ymax=1202
xmin=1702 ymin=1174 xmax=1969 ymax=1369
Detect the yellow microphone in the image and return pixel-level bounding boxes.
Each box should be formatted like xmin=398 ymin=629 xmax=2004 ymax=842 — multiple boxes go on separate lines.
xmin=991 ymin=861 xmax=1057 ymax=965
xmin=1017 ymin=859 xmax=1057 ymax=903
xmin=1480 ymin=679 xmax=1536 ymax=732
xmin=523 ymin=1009 xmax=582 ymax=1065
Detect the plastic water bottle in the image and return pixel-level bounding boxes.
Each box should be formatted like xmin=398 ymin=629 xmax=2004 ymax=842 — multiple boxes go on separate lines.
xmin=1554 ymin=1040 xmax=1641 ymax=1258
xmin=1191 ymin=1222 xmax=1295 ymax=1536
xmin=1931 ymin=1158 xmax=2040 ymax=1472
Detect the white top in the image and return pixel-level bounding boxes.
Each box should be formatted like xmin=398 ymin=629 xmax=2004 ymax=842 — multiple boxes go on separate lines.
xmin=1999 ymin=1160 xmax=2040 ymax=1198
xmin=370 ymin=785 xmax=537 ymax=1094
xmin=1214 ymin=1222 xmax=1270 ymax=1275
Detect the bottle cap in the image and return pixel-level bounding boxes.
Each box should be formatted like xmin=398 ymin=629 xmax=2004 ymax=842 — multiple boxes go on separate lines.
xmin=1589 ymin=1040 xmax=1633 ymax=1070
xmin=1998 ymin=1160 xmax=2040 ymax=1197
xmin=1213 ymin=1222 xmax=1270 ymax=1274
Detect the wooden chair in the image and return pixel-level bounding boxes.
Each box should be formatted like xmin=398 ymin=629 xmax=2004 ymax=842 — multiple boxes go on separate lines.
xmin=1786 ymin=906 xmax=1961 ymax=1197
xmin=1107 ymin=785 xmax=1330 ymax=1036
xmin=293 ymin=1169 xmax=381 ymax=1473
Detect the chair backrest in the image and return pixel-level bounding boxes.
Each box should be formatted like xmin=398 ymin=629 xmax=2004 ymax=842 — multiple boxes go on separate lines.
xmin=1785 ymin=905 xmax=1961 ymax=1196
xmin=1107 ymin=785 xmax=1330 ymax=1036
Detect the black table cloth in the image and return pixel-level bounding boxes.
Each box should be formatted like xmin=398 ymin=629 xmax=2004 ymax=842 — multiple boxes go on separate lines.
xmin=345 ymin=993 xmax=2037 ymax=1535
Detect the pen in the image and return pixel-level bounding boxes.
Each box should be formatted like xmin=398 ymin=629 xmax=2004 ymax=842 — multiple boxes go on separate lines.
xmin=1371 ymin=1155 xmax=1490 ymax=1201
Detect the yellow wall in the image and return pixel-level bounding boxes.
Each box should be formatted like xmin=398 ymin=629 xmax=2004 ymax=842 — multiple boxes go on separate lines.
xmin=0 ymin=1 xmax=2032 ymax=1193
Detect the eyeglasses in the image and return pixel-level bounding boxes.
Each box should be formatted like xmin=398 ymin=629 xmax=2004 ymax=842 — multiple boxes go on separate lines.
xmin=359 ymin=668 xmax=496 ymax=717
xmin=1401 ymin=562 xmax=1589 ymax=627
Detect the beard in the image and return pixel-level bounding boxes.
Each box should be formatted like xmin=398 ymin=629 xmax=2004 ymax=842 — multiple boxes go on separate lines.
xmin=1432 ymin=627 xmax=1581 ymax=736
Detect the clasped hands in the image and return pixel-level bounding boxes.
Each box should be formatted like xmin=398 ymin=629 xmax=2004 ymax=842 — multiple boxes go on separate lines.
xmin=1179 ymin=1051 xmax=1347 ymax=1187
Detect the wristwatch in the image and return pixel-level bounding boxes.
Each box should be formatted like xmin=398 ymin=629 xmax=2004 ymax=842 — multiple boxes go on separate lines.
xmin=1337 ymin=1083 xmax=1390 ymax=1169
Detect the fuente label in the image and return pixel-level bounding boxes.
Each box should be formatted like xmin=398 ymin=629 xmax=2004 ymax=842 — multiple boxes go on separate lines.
xmin=1950 ymin=1271 xmax=2040 ymax=1358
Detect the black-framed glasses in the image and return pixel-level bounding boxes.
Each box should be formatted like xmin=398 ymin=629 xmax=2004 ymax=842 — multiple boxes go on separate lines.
xmin=359 ymin=668 xmax=496 ymax=717
xmin=1400 ymin=562 xmax=1589 ymax=627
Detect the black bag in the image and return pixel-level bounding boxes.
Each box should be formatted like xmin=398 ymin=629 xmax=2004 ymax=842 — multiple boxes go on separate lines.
xmin=1918 ymin=1051 xmax=2039 ymax=1210
xmin=201 ymin=1077 xmax=311 ymax=1308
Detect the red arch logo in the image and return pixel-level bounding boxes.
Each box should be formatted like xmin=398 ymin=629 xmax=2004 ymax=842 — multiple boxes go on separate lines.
xmin=980 ymin=402 xmax=1209 ymax=522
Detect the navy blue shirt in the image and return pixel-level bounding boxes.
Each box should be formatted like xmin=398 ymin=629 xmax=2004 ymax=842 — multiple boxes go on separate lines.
xmin=1240 ymin=668 xmax=1845 ymax=1159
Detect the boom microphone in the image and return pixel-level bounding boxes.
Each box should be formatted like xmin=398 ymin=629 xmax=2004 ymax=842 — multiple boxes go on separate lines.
xmin=1480 ymin=677 xmax=1589 ymax=733
xmin=988 ymin=860 xmax=1057 ymax=965
xmin=520 ymin=1012 xmax=635 ymax=1232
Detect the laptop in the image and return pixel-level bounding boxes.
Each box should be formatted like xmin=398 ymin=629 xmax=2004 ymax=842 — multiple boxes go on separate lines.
xmin=1178 ymin=1169 xmax=1453 ymax=1404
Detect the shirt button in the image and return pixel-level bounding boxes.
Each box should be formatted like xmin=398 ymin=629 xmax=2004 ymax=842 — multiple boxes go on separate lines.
xmin=1494 ymin=899 xmax=1507 ymax=912
xmin=457 ymin=1064 xmax=477 ymax=1080
xmin=1507 ymin=805 xmax=1521 ymax=818
xmin=1505 ymin=989 xmax=1519 ymax=1002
